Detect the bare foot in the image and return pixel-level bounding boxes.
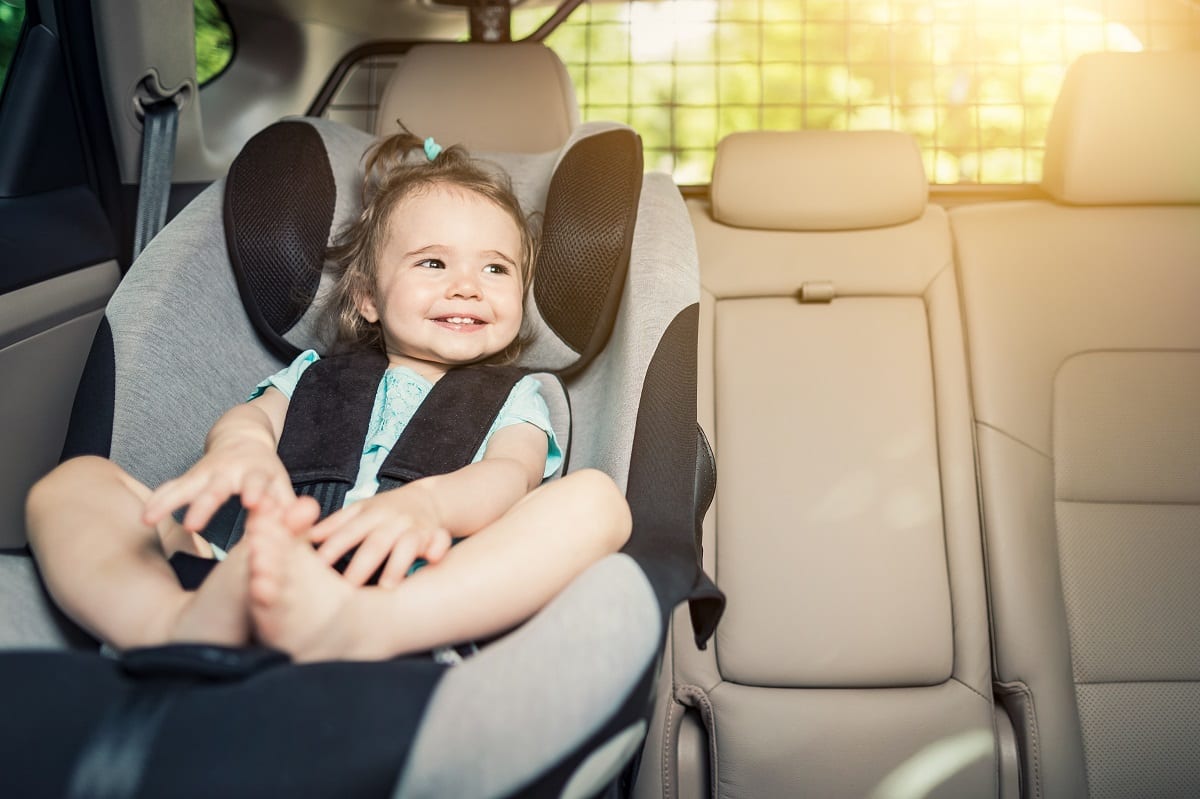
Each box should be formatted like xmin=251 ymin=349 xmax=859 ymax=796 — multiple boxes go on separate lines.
xmin=156 ymin=497 xmax=319 ymax=650
xmin=245 ymin=502 xmax=385 ymax=662
xmin=161 ymin=545 xmax=253 ymax=647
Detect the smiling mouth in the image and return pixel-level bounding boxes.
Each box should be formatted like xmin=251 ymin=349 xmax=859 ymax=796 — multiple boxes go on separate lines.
xmin=433 ymin=315 xmax=486 ymax=330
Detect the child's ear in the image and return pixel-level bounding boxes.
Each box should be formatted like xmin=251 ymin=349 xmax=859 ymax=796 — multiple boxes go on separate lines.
xmin=356 ymin=292 xmax=380 ymax=324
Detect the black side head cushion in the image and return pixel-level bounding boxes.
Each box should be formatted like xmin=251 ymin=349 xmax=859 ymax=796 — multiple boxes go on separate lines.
xmin=224 ymin=120 xmax=335 ymax=363
xmin=534 ymin=127 xmax=643 ymax=376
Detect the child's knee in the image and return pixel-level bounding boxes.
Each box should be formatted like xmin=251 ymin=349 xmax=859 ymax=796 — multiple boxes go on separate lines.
xmin=564 ymin=469 xmax=632 ymax=547
xmin=28 ymin=456 xmax=105 ymax=508
xmin=26 ymin=456 xmax=128 ymax=523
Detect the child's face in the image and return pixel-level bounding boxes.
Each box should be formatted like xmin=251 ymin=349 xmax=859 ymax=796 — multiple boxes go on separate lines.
xmin=359 ymin=184 xmax=524 ymax=374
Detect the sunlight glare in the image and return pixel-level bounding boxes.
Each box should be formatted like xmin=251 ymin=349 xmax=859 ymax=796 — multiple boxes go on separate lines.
xmin=631 ymin=0 xmax=718 ymax=62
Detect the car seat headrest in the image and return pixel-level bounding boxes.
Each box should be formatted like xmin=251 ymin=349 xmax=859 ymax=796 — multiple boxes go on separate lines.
xmin=710 ymin=130 xmax=928 ymax=231
xmin=224 ymin=121 xmax=335 ymax=363
xmin=374 ymin=43 xmax=580 ymax=153
xmin=1041 ymin=51 xmax=1200 ymax=206
xmin=224 ymin=117 xmax=642 ymax=375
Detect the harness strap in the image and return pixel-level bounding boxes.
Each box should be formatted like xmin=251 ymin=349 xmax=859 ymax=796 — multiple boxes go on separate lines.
xmin=215 ymin=354 xmax=526 ymax=554
xmin=277 ymin=349 xmax=387 ymax=495
xmin=377 ymin=365 xmax=526 ymax=491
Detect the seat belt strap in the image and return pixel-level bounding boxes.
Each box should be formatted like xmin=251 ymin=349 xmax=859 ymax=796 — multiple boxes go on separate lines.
xmin=131 ymin=98 xmax=180 ymax=261
xmin=377 ymin=366 xmax=527 ymax=490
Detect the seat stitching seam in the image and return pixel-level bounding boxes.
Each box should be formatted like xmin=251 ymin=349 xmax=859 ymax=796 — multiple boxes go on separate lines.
xmin=951 ymin=675 xmax=992 ymax=704
xmin=976 ymin=420 xmax=1052 ymax=460
xmin=662 ymin=694 xmax=675 ymax=798
xmin=997 ymin=680 xmax=1042 ymax=799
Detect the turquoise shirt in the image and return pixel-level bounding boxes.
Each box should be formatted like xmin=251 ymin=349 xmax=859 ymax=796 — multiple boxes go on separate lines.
xmin=251 ymin=349 xmax=563 ymax=508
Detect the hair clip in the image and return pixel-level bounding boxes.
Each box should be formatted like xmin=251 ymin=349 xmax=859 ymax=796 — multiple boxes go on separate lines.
xmin=423 ymin=137 xmax=443 ymax=162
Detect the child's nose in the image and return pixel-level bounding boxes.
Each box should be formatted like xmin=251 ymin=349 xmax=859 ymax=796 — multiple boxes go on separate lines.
xmin=447 ymin=272 xmax=482 ymax=298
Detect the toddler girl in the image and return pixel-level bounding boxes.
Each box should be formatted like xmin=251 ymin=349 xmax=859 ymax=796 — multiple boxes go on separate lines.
xmin=25 ymin=129 xmax=632 ymax=663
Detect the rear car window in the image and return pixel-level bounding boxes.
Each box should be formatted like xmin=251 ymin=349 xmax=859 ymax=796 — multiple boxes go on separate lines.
xmin=512 ymin=0 xmax=1200 ymax=185
xmin=196 ymin=0 xmax=233 ymax=86
xmin=315 ymin=0 xmax=1200 ymax=186
xmin=0 ymin=0 xmax=25 ymax=95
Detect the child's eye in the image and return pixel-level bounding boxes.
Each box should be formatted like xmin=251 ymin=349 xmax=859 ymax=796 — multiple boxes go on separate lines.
xmin=484 ymin=263 xmax=511 ymax=275
xmin=416 ymin=258 xmax=445 ymax=269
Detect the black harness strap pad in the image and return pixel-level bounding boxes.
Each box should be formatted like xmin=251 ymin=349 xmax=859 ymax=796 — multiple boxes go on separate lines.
xmin=219 ymin=351 xmax=388 ymax=549
xmin=275 ymin=349 xmax=388 ymax=487
xmin=377 ymin=365 xmax=526 ymax=489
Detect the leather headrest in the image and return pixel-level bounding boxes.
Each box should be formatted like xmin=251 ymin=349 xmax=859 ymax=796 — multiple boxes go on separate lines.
xmin=711 ymin=130 xmax=928 ymax=231
xmin=1041 ymin=51 xmax=1200 ymax=205
xmin=374 ymin=42 xmax=580 ymax=153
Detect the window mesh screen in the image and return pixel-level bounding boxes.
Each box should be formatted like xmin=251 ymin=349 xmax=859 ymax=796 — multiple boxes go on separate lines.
xmin=324 ymin=55 xmax=404 ymax=134
xmin=321 ymin=0 xmax=1200 ymax=185
xmin=515 ymin=0 xmax=1200 ymax=184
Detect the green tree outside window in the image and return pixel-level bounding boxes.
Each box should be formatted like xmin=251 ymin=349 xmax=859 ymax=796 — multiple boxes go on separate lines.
xmin=0 ymin=0 xmax=25 ymax=92
xmin=0 ymin=2 xmax=230 ymax=94
xmin=196 ymin=0 xmax=232 ymax=86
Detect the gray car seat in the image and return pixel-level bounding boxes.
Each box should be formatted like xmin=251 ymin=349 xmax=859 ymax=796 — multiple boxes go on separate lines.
xmin=0 ymin=115 xmax=722 ymax=798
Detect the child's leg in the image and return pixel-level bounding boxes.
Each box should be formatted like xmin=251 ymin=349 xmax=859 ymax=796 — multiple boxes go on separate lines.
xmin=25 ymin=455 xmax=254 ymax=651
xmin=248 ymin=468 xmax=632 ymax=662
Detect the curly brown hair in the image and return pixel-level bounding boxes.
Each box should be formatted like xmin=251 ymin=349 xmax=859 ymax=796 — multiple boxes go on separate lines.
xmin=322 ymin=123 xmax=538 ymax=364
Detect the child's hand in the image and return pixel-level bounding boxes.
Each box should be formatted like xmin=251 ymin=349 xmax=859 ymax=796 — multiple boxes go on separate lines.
xmin=309 ymin=487 xmax=451 ymax=588
xmin=142 ymin=439 xmax=293 ymax=533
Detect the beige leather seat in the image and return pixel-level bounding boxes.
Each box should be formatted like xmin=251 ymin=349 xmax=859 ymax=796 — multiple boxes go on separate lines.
xmin=637 ymin=130 xmax=999 ymax=798
xmin=950 ymin=51 xmax=1200 ymax=799
xmin=373 ymin=42 xmax=579 ymax=152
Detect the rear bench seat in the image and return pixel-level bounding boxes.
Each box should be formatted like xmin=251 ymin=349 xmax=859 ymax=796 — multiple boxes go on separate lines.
xmin=637 ymin=130 xmax=1000 ymax=798
xmin=950 ymin=51 xmax=1200 ymax=799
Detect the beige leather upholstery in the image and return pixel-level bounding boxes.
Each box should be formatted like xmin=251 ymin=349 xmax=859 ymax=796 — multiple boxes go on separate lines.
xmin=712 ymin=131 xmax=929 ymax=230
xmin=373 ymin=42 xmax=579 ymax=152
xmin=1041 ymin=51 xmax=1200 ymax=205
xmin=951 ymin=51 xmax=1200 ymax=799
xmin=637 ymin=131 xmax=997 ymax=798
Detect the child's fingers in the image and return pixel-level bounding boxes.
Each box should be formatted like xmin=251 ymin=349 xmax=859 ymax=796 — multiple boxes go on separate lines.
xmin=376 ymin=532 xmax=424 ymax=589
xmin=308 ymin=503 xmax=362 ymax=544
xmin=239 ymin=469 xmax=292 ymax=509
xmin=282 ymin=495 xmax=321 ymax=536
xmin=268 ymin=474 xmax=296 ymax=508
xmin=143 ymin=471 xmax=208 ymax=525
xmin=315 ymin=511 xmax=379 ymax=565
xmin=240 ymin=471 xmax=269 ymax=508
xmin=341 ymin=526 xmax=401 ymax=586
xmin=180 ymin=478 xmax=234 ymax=531
xmin=423 ymin=528 xmax=452 ymax=564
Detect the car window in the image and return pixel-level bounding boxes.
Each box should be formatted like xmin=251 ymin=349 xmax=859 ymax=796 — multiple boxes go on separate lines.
xmin=0 ymin=0 xmax=25 ymax=95
xmin=195 ymin=0 xmax=232 ymax=86
xmin=511 ymin=0 xmax=1200 ymax=185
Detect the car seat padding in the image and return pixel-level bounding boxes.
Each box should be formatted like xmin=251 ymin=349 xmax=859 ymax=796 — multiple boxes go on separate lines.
xmin=534 ymin=127 xmax=642 ymax=373
xmin=224 ymin=121 xmax=335 ymax=363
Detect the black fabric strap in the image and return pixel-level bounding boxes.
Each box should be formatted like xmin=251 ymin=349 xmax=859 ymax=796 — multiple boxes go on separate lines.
xmin=217 ymin=356 xmax=524 ymax=553
xmin=218 ymin=351 xmax=387 ymax=550
xmin=131 ymin=99 xmax=179 ymax=261
xmin=275 ymin=350 xmax=388 ymax=488
xmin=66 ymin=682 xmax=176 ymax=799
xmin=377 ymin=365 xmax=526 ymax=490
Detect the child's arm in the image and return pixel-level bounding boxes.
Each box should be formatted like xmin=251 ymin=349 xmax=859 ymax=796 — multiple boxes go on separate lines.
xmin=142 ymin=387 xmax=292 ymax=532
xmin=308 ymin=421 xmax=549 ymax=587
